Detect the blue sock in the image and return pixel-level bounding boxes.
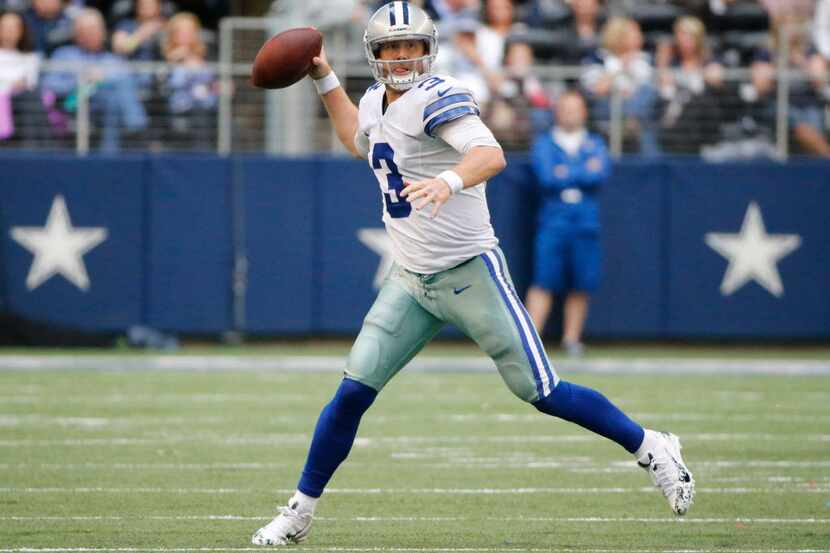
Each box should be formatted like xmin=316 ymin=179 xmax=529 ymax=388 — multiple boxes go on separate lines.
xmin=297 ymin=378 xmax=377 ymax=497
xmin=533 ymin=380 xmax=644 ymax=454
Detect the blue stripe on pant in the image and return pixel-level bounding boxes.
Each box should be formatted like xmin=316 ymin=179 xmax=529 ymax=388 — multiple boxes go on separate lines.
xmin=492 ymin=248 xmax=557 ymax=389
xmin=480 ymin=250 xmax=554 ymax=399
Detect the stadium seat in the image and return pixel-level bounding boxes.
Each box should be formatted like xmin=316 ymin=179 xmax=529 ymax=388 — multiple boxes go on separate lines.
xmin=513 ymin=28 xmax=574 ymax=62
xmin=529 ymin=0 xmax=571 ymax=28
xmin=710 ymin=3 xmax=769 ymax=32
xmin=721 ymin=31 xmax=769 ymax=66
xmin=630 ymin=3 xmax=681 ymax=33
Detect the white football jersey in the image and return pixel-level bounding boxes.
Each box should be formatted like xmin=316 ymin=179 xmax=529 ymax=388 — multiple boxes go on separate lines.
xmin=356 ymin=74 xmax=499 ymax=274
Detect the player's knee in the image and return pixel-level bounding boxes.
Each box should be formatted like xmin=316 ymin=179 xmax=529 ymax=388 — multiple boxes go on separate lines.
xmin=533 ymin=380 xmax=573 ymax=416
xmin=347 ymin=324 xmax=390 ymax=387
xmin=497 ymin=361 xmax=540 ymax=403
xmin=330 ymin=378 xmax=377 ymax=418
xmin=476 ymin=325 xmax=513 ymax=360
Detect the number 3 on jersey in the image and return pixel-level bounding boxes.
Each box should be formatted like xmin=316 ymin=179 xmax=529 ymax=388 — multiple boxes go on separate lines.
xmin=372 ymin=143 xmax=411 ymax=219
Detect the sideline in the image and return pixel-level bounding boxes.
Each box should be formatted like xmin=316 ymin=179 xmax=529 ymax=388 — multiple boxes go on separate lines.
xmin=0 ymin=355 xmax=829 ymax=375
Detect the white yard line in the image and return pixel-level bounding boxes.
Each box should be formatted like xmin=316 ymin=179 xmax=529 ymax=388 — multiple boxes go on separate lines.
xmin=1 ymin=515 xmax=828 ymax=524
xmin=1 ymin=355 xmax=830 ymax=375
xmin=2 ymin=433 xmax=829 ymax=447
xmin=3 ymin=412 xmax=828 ymax=428
xmin=1 ymin=486 xmax=829 ymax=494
xmin=0 ymin=546 xmax=830 ymax=553
xmin=4 ymin=460 xmax=829 ymax=472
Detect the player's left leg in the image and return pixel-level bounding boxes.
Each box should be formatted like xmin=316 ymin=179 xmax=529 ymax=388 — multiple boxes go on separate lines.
xmin=252 ymin=269 xmax=444 ymax=545
xmin=440 ymin=247 xmax=694 ymax=515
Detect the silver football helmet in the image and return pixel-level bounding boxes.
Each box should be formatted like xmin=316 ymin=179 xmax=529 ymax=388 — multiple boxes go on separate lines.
xmin=363 ymin=1 xmax=439 ymax=91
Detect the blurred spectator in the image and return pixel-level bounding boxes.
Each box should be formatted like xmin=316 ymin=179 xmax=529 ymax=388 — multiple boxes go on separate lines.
xmin=429 ymin=0 xmax=479 ymax=24
xmin=23 ymin=0 xmax=73 ymax=55
xmin=41 ymin=8 xmax=148 ymax=152
xmin=161 ymin=12 xmax=218 ymax=150
xmin=558 ymin=0 xmax=602 ymax=65
xmin=484 ymin=40 xmax=550 ymax=147
xmin=525 ymin=90 xmax=610 ymax=356
xmin=271 ymin=0 xmax=361 ymax=30
xmin=814 ymin=0 xmax=830 ymax=59
xmin=112 ymin=0 xmax=165 ymax=61
xmin=704 ymin=15 xmax=829 ymax=159
xmin=581 ymin=16 xmax=659 ymax=156
xmin=655 ymin=16 xmax=725 ymax=154
xmin=758 ymin=0 xmax=813 ymax=21
xmin=0 ymin=10 xmax=46 ymax=146
xmin=522 ymin=0 xmax=568 ymax=28
xmin=702 ymin=56 xmax=778 ymax=160
xmin=430 ymin=0 xmax=482 ymax=94
xmin=761 ymin=15 xmax=829 ymax=156
xmin=450 ymin=0 xmax=514 ymax=103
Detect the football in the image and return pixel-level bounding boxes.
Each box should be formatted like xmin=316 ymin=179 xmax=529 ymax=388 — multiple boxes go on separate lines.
xmin=251 ymin=27 xmax=323 ymax=89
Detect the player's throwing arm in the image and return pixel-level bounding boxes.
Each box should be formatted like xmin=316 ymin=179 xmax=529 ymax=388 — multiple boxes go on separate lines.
xmin=308 ymin=47 xmax=361 ymax=159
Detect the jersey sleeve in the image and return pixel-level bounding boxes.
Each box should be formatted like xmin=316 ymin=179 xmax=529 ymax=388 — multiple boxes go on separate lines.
xmin=422 ymin=83 xmax=481 ymax=138
xmin=436 ymin=115 xmax=501 ymax=154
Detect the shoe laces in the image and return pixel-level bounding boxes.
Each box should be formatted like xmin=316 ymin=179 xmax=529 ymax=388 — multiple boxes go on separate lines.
xmin=262 ymin=505 xmax=308 ymax=533
xmin=278 ymin=504 xmax=310 ymax=522
xmin=277 ymin=505 xmax=296 ymax=517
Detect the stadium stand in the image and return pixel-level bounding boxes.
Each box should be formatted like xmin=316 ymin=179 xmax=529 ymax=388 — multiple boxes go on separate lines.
xmin=0 ymin=0 xmax=826 ymax=158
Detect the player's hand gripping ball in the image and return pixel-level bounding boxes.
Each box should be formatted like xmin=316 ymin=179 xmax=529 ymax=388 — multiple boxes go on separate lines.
xmin=251 ymin=27 xmax=323 ymax=89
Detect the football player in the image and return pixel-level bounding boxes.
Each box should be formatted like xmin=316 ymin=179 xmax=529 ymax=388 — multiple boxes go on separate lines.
xmin=252 ymin=2 xmax=694 ymax=546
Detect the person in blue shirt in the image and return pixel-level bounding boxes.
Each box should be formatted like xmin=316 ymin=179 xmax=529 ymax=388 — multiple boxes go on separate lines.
xmin=40 ymin=8 xmax=148 ymax=152
xmin=23 ymin=0 xmax=73 ymax=56
xmin=524 ymin=90 xmax=610 ymax=356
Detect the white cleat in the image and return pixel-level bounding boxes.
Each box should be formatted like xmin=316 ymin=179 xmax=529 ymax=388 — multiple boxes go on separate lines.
xmin=638 ymin=431 xmax=695 ymax=516
xmin=251 ymin=503 xmax=313 ymax=546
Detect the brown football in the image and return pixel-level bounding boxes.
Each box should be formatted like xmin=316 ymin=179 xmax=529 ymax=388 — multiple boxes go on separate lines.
xmin=251 ymin=27 xmax=323 ymax=89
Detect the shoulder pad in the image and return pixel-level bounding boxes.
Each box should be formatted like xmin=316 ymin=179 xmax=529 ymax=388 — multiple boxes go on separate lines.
xmin=415 ymin=75 xmax=480 ymax=137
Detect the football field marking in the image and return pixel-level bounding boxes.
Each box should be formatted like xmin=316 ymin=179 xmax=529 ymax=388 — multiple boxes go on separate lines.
xmin=0 ymin=545 xmax=830 ymax=553
xmin=1 ymin=515 xmax=829 ymax=524
xmin=2 ymin=433 xmax=830 ymax=447
xmin=1 ymin=354 xmax=830 ymax=375
xmin=2 ymin=486 xmax=829 ymax=494
xmin=4 ymin=460 xmax=829 ymax=472
xmin=4 ymin=412 xmax=828 ymax=427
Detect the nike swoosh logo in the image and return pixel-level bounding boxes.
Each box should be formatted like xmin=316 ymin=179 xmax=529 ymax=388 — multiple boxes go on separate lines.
xmin=453 ymin=285 xmax=472 ymax=295
xmin=437 ymin=87 xmax=451 ymax=97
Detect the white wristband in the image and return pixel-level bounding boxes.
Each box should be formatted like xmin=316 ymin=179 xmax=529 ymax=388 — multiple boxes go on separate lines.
xmin=313 ymin=71 xmax=340 ymax=95
xmin=438 ymin=170 xmax=464 ymax=195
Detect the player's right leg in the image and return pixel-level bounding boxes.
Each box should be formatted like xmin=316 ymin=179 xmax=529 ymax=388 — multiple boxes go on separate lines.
xmin=252 ymin=268 xmax=443 ymax=545
xmin=441 ymin=247 xmax=694 ymax=516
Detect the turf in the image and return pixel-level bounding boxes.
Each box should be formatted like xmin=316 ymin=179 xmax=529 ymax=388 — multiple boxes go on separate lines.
xmin=0 ymin=364 xmax=828 ymax=552
xmin=3 ymin=341 xmax=830 ymax=359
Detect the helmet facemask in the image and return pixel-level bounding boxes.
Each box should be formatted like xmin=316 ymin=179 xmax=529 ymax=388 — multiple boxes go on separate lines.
xmin=365 ymin=36 xmax=437 ymax=91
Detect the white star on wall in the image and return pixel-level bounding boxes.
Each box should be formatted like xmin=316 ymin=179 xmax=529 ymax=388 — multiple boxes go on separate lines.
xmin=357 ymin=228 xmax=393 ymax=290
xmin=704 ymin=201 xmax=801 ymax=298
xmin=10 ymin=195 xmax=108 ymax=291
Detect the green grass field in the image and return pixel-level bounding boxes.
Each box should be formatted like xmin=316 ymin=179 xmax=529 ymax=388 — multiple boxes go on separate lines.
xmin=1 ymin=351 xmax=829 ymax=552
